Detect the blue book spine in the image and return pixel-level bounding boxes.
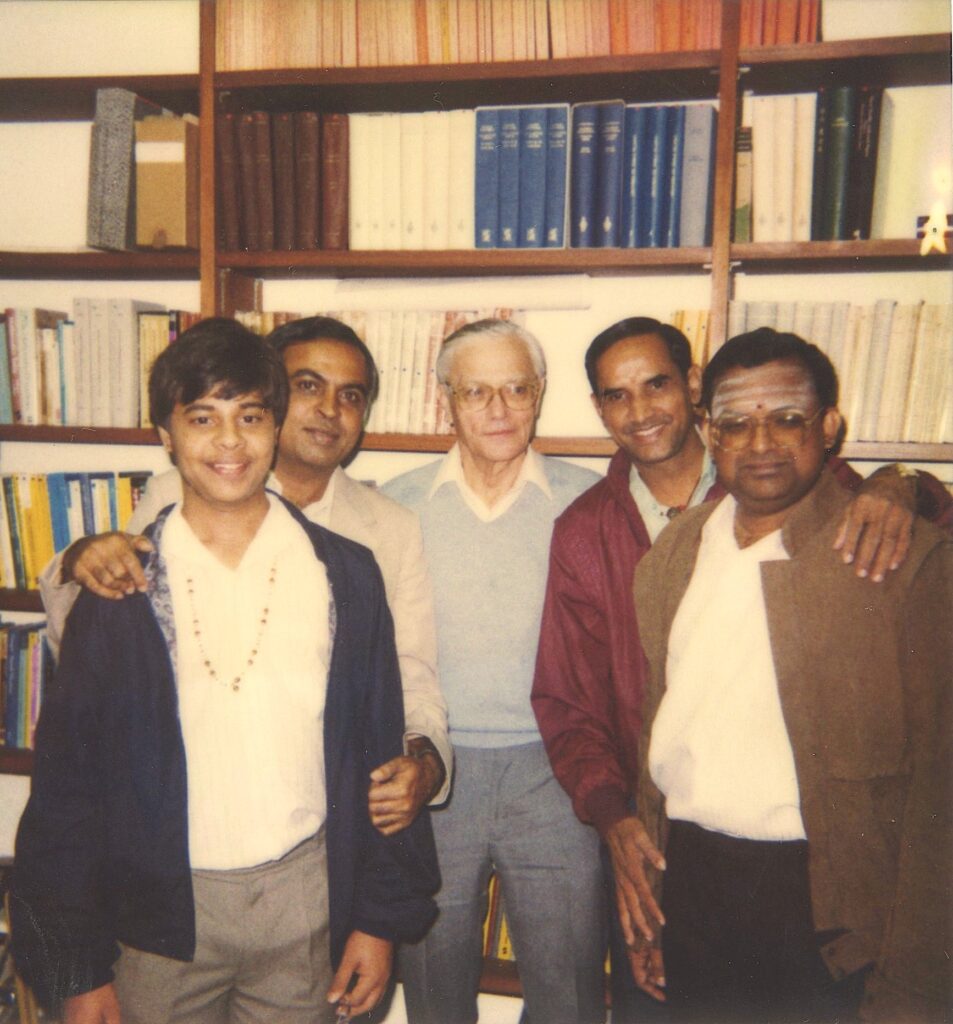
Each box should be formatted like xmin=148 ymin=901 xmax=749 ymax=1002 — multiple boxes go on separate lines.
xmin=107 ymin=475 xmax=118 ymax=530
xmin=518 ymin=106 xmax=548 ymax=248
xmin=679 ymin=104 xmax=717 ymax=246
xmin=497 ymin=107 xmax=521 ymax=248
xmin=46 ymin=473 xmax=71 ymax=553
xmin=595 ymin=101 xmax=625 ymax=247
xmin=621 ymin=106 xmax=643 ymax=247
xmin=77 ymin=472 xmax=96 ymax=536
xmin=543 ymin=105 xmax=569 ymax=247
xmin=474 ymin=108 xmax=501 ymax=248
xmin=646 ymin=106 xmax=670 ymax=248
xmin=569 ymin=103 xmax=599 ymax=247
xmin=0 ymin=318 xmax=13 ymax=424
xmin=663 ymin=104 xmax=686 ymax=248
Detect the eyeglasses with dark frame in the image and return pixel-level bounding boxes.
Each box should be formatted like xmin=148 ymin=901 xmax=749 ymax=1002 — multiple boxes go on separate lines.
xmin=709 ymin=408 xmax=826 ymax=452
xmin=445 ymin=379 xmax=541 ymax=413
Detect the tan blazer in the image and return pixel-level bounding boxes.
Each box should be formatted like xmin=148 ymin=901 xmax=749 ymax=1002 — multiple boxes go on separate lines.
xmin=634 ymin=470 xmax=952 ymax=1022
xmin=39 ymin=466 xmax=451 ymax=801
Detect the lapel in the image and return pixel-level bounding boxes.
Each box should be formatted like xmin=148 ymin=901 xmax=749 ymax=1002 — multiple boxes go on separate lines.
xmin=329 ymin=470 xmax=379 ymax=552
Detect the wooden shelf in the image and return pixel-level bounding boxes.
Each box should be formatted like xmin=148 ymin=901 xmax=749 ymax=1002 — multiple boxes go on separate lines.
xmin=0 ymin=425 xmax=159 ymax=445
xmin=215 ymin=51 xmax=721 ymax=111
xmin=477 ymin=958 xmax=522 ymax=999
xmin=730 ymin=240 xmax=953 ymax=271
xmin=0 ymin=74 xmax=199 ymax=121
xmin=218 ymin=247 xmax=713 ymax=277
xmin=0 ymin=589 xmax=43 ymax=613
xmin=0 ymin=250 xmax=199 ymax=280
xmin=0 ymin=747 xmax=33 ymax=776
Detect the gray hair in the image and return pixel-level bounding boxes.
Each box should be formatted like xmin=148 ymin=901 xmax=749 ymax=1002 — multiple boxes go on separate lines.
xmin=435 ymin=318 xmax=547 ymax=385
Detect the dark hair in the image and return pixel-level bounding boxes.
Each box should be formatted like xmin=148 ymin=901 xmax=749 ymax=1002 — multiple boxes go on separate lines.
xmin=701 ymin=328 xmax=839 ymax=412
xmin=149 ymin=318 xmax=289 ymax=428
xmin=267 ymin=316 xmax=379 ymax=406
xmin=585 ymin=317 xmax=692 ymax=393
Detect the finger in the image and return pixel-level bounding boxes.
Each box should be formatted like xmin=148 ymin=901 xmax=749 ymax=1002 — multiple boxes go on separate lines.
xmin=73 ymin=566 xmax=131 ymax=600
xmin=615 ymin=882 xmax=639 ymax=947
xmin=834 ymin=506 xmax=866 ymax=565
xmin=326 ymin=959 xmax=353 ymax=1005
xmin=632 ymin=833 xmax=667 ymax=873
xmin=131 ymin=534 xmax=156 ymax=553
xmin=109 ymin=549 xmax=149 ymax=592
xmin=851 ymin=517 xmax=886 ymax=579
xmin=887 ymin=515 xmax=912 ymax=573
xmin=346 ymin=973 xmax=386 ymax=1018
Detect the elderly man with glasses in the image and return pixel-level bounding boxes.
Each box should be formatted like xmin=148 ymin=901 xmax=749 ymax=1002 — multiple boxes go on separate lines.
xmin=383 ymin=319 xmax=608 ymax=1024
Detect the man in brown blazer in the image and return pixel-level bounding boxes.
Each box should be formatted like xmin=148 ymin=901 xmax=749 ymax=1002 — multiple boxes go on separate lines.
xmin=38 ymin=316 xmax=451 ymax=833
xmin=633 ymin=328 xmax=951 ymax=1022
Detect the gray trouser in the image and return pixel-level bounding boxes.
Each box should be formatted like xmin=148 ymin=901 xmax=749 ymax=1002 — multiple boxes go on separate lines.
xmin=114 ymin=830 xmax=337 ymax=1024
xmin=400 ymin=742 xmax=606 ymax=1024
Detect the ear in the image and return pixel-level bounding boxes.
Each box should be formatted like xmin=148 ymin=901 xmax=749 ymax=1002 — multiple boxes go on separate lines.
xmin=157 ymin=424 xmax=173 ymax=457
xmin=822 ymin=408 xmax=843 ymax=449
xmin=534 ymin=376 xmax=547 ymax=414
xmin=687 ymin=365 xmax=702 ymax=406
xmin=700 ymin=414 xmax=713 ymax=452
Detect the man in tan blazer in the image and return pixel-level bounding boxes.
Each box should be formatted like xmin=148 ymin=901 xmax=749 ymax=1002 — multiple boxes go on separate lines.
xmin=632 ymin=328 xmax=951 ymax=1023
xmin=38 ymin=316 xmax=451 ymax=833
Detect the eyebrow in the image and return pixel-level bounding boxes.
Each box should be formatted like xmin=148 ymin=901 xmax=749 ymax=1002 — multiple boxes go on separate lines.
xmin=289 ymin=368 xmax=368 ymax=394
xmin=182 ymin=399 xmax=268 ymax=413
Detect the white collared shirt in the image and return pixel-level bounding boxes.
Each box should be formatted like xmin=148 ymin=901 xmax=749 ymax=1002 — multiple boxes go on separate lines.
xmin=164 ymin=494 xmax=331 ymax=869
xmin=427 ymin=444 xmax=552 ymax=522
xmin=629 ymin=440 xmax=717 ymax=544
xmin=649 ymin=494 xmax=806 ymax=842
xmin=265 ymin=467 xmax=337 ymax=527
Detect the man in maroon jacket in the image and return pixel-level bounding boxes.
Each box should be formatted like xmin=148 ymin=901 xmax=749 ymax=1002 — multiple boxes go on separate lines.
xmin=530 ymin=316 xmax=951 ymax=1020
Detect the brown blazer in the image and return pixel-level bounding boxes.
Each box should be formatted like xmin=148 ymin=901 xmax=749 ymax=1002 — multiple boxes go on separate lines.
xmin=634 ymin=469 xmax=952 ymax=1022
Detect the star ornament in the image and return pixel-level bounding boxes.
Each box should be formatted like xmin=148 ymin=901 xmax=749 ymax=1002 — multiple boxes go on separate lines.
xmin=919 ymin=201 xmax=949 ymax=256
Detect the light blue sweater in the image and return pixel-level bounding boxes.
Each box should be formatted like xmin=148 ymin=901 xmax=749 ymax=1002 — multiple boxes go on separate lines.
xmin=383 ymin=456 xmax=599 ymax=748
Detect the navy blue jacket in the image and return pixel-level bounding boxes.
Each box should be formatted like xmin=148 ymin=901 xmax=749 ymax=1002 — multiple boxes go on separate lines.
xmin=12 ymin=500 xmax=439 ymax=1008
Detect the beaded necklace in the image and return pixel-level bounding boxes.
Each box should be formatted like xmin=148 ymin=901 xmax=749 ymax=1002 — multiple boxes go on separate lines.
xmin=185 ymin=562 xmax=278 ymax=692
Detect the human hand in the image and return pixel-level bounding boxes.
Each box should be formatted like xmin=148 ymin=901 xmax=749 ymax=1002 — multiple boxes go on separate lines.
xmin=606 ymin=815 xmax=666 ymax=945
xmin=62 ymin=532 xmax=154 ymax=598
xmin=627 ymin=943 xmax=667 ymax=1002
xmin=326 ymin=931 xmax=393 ymax=1018
xmin=63 ymin=983 xmax=122 ymax=1024
xmin=368 ymin=751 xmax=440 ymax=835
xmin=834 ymin=467 xmax=916 ymax=582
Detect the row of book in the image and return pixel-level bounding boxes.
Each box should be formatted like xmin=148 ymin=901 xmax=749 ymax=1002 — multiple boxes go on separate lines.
xmin=0 ymin=622 xmax=50 ymax=752
xmin=734 ymin=84 xmax=952 ymax=243
xmin=235 ymin=307 xmax=524 ymax=435
xmin=0 ymin=472 xmax=151 ymax=591
xmin=218 ymin=99 xmax=716 ymax=253
xmin=0 ymin=306 xmax=200 ymax=429
xmin=215 ymin=0 xmax=762 ymax=71
xmin=87 ymin=88 xmax=199 ymax=253
xmin=728 ymin=300 xmax=953 ymax=444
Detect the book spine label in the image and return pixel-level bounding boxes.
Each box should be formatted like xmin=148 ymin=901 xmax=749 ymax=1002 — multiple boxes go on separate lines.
xmin=595 ymin=101 xmax=625 ymax=247
xmin=497 ymin=108 xmax=521 ymax=248
xmin=543 ymin=105 xmax=569 ymax=247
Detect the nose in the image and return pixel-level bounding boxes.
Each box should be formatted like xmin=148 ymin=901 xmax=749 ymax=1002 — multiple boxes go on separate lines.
xmin=749 ymin=419 xmax=773 ymax=452
xmin=215 ymin=419 xmax=243 ymax=447
xmin=486 ymin=388 xmax=508 ymax=415
xmin=316 ymin=386 xmax=338 ymax=419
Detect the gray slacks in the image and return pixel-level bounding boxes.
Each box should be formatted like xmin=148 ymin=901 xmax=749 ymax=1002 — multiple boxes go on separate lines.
xmin=113 ymin=830 xmax=337 ymax=1024
xmin=399 ymin=742 xmax=606 ymax=1024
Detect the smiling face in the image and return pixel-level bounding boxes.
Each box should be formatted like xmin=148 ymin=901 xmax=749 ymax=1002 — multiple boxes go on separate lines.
xmin=592 ymin=333 xmax=701 ymax=468
xmin=439 ymin=333 xmax=544 ymax=469
xmin=705 ymin=358 xmax=841 ymax=524
xmin=276 ymin=339 xmax=370 ymax=478
xmin=157 ymin=388 xmax=277 ymax=517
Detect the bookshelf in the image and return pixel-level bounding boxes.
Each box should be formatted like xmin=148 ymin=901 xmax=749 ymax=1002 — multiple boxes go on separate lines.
xmin=1 ymin=6 xmax=951 ymax=756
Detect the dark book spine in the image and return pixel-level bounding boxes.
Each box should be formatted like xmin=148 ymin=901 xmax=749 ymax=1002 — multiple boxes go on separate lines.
xmin=810 ymin=87 xmax=828 ymax=241
xmin=845 ymin=86 xmax=883 ymax=241
xmin=595 ymin=101 xmax=625 ymax=247
xmin=294 ymin=111 xmax=320 ymax=249
xmin=252 ymin=111 xmax=275 ymax=250
xmin=320 ymin=113 xmax=349 ymax=250
xmin=663 ymin=103 xmax=686 ymax=248
xmin=542 ymin=105 xmax=569 ymax=248
xmin=474 ymin=108 xmax=501 ymax=248
xmin=236 ymin=113 xmax=261 ymax=250
xmin=646 ymin=105 xmax=670 ymax=249
xmin=821 ymin=86 xmax=856 ymax=241
xmin=215 ymin=112 xmax=242 ymax=250
xmin=497 ymin=107 xmax=520 ymax=248
xmin=272 ymin=112 xmax=296 ymax=251
xmin=517 ymin=107 xmax=547 ymax=248
xmin=733 ymin=124 xmax=753 ymax=243
xmin=569 ymin=103 xmax=599 ymax=248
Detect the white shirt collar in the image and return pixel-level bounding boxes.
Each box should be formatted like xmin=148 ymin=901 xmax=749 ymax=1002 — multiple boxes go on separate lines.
xmin=266 ymin=467 xmax=338 ymax=528
xmin=427 ymin=443 xmax=552 ymax=522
